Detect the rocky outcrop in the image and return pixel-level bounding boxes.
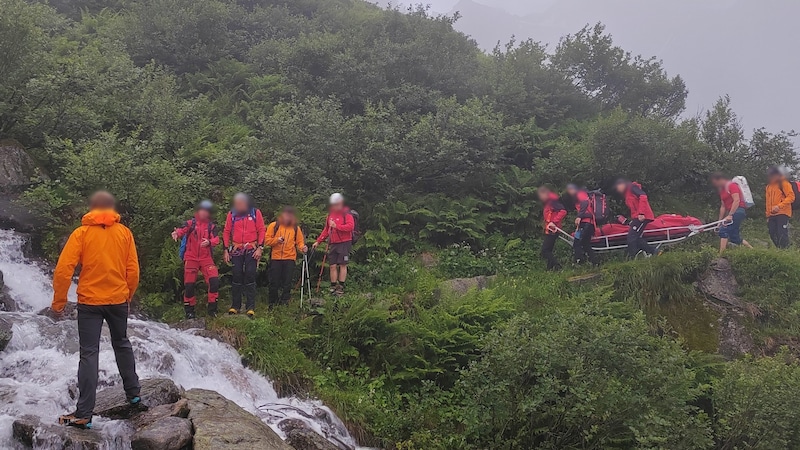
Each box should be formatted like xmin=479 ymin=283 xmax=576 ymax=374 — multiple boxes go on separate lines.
xmin=0 ymin=269 xmax=18 ymax=311
xmin=185 ymin=388 xmax=293 ymax=450
xmin=131 ymin=416 xmax=193 ymax=450
xmin=94 ymin=378 xmax=181 ymax=419
xmin=440 ymin=275 xmax=496 ymax=296
xmin=38 ymin=302 xmax=78 ymax=321
xmin=697 ymin=258 xmax=756 ymax=359
xmin=13 ymin=415 xmax=104 ymax=450
xmin=0 ymin=140 xmax=38 ymax=192
xmin=0 ymin=316 xmax=12 ymax=352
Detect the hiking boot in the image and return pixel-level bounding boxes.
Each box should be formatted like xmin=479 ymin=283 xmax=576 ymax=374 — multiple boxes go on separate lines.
xmin=207 ymin=302 xmax=218 ymax=318
xmin=128 ymin=395 xmax=148 ymax=411
xmin=228 ymin=308 xmax=238 ymax=315
xmin=334 ymin=284 xmax=345 ymax=297
xmin=329 ymin=285 xmax=337 ymax=295
xmin=58 ymin=413 xmax=92 ymax=429
xmin=246 ymin=310 xmax=255 ymax=319
xmin=183 ymin=305 xmax=196 ymax=320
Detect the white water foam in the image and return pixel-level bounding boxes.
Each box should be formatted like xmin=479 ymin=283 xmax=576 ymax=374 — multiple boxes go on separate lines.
xmin=0 ymin=229 xmax=356 ymax=449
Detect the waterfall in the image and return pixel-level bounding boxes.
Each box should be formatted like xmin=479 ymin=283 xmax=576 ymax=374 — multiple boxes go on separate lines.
xmin=0 ymin=229 xmax=357 ymax=449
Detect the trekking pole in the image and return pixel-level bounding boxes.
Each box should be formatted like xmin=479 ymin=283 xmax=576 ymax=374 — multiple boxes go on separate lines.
xmin=315 ymin=242 xmax=329 ymax=293
xmin=304 ymin=254 xmax=312 ymax=305
xmin=300 ymin=253 xmax=307 ymax=308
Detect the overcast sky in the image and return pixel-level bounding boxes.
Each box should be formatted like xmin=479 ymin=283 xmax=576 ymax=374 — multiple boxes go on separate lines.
xmin=379 ymin=0 xmax=799 ymax=139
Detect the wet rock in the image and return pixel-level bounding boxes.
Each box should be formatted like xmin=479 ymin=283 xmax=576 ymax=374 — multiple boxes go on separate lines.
xmin=170 ymin=317 xmax=207 ymax=331
xmin=95 ymin=378 xmax=181 ymax=420
xmin=185 ymin=388 xmax=292 ymax=450
xmin=717 ymin=311 xmax=755 ymax=359
xmin=278 ymin=418 xmax=307 ymax=433
xmin=13 ymin=415 xmax=103 ymax=450
xmin=131 ymin=416 xmax=193 ymax=450
xmin=38 ymin=302 xmax=78 ymax=321
xmin=0 ymin=286 xmax=16 ymax=312
xmin=309 ymin=297 xmax=326 ymax=308
xmin=131 ymin=398 xmax=190 ymax=430
xmin=0 ymin=317 xmax=12 ymax=352
xmin=440 ymin=275 xmax=496 ymax=296
xmin=286 ymin=427 xmax=341 ymax=450
xmin=697 ymin=258 xmax=745 ymax=308
xmin=697 ymin=258 xmax=756 ymax=359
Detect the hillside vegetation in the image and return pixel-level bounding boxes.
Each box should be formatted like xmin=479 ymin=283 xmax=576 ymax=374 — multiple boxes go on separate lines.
xmin=3 ymin=0 xmax=800 ymax=448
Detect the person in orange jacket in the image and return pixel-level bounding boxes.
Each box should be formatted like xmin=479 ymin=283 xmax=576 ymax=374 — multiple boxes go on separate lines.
xmin=51 ymin=191 xmax=141 ymax=430
xmin=265 ymin=206 xmax=308 ymax=308
xmin=765 ymin=166 xmax=795 ymax=248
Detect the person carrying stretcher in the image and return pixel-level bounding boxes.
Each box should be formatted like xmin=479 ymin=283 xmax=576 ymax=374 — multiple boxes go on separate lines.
xmin=538 ymin=186 xmax=567 ymax=270
xmin=566 ymin=184 xmax=599 ymax=266
xmin=615 ymin=179 xmax=661 ymax=258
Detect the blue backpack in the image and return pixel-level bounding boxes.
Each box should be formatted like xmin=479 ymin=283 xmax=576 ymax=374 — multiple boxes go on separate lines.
xmin=178 ymin=219 xmax=213 ymax=260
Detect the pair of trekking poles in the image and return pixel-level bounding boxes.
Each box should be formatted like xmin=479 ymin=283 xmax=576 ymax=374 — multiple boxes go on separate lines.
xmin=297 ymin=242 xmax=328 ymax=308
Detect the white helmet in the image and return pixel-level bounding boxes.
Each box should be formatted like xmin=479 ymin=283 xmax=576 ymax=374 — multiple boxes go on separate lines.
xmin=329 ymin=192 xmax=344 ymax=205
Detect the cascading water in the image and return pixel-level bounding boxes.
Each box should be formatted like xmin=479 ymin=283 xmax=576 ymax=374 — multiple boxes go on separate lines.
xmin=0 ymin=229 xmax=357 ymax=449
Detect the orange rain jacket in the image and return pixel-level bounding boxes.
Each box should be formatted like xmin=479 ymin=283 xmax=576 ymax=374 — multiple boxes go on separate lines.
xmin=52 ymin=210 xmax=140 ymax=312
xmin=766 ymin=179 xmax=796 ymax=218
xmin=264 ymin=222 xmax=306 ymax=261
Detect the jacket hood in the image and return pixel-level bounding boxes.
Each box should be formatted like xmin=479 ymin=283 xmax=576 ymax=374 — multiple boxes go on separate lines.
xmin=82 ymin=209 xmax=121 ymax=227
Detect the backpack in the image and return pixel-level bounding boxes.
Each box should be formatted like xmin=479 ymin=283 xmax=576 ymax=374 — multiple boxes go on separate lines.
xmin=348 ymin=210 xmax=362 ymax=244
xmin=730 ymin=176 xmax=755 ymax=208
xmin=587 ymin=190 xmax=610 ymax=224
xmin=178 ymin=219 xmax=214 ymax=260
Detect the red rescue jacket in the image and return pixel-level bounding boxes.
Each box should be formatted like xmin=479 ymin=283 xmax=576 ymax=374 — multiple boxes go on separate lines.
xmin=176 ymin=215 xmax=219 ymax=262
xmin=543 ymin=193 xmax=567 ymax=235
xmin=575 ymin=190 xmax=594 ymax=224
xmin=624 ymin=182 xmax=655 ymax=220
xmin=316 ymin=208 xmax=355 ymax=245
xmin=223 ymin=208 xmax=266 ymax=249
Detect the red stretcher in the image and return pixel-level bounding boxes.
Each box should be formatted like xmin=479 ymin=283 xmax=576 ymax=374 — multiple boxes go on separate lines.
xmin=556 ymin=214 xmax=728 ymax=253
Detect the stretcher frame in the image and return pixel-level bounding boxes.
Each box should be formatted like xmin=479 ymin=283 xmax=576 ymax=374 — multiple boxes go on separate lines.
xmin=555 ymin=218 xmax=730 ymax=253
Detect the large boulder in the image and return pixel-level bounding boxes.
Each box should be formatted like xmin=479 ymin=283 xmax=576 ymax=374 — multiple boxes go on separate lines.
xmin=130 ymin=398 xmax=190 ymax=430
xmin=279 ymin=419 xmax=342 ymax=450
xmin=12 ymin=415 xmax=104 ymax=450
xmin=131 ymin=416 xmax=193 ymax=450
xmin=95 ymin=378 xmax=181 ymax=419
xmin=0 ymin=316 xmax=12 ymax=352
xmin=185 ymin=388 xmax=293 ymax=450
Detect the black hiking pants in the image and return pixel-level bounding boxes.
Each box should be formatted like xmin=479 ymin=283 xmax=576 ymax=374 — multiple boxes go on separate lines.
xmin=76 ymin=303 xmax=140 ymax=420
xmin=573 ymin=222 xmax=598 ymax=265
xmin=768 ymin=214 xmax=790 ymax=249
xmin=627 ymin=219 xmax=657 ymax=258
xmin=268 ymin=260 xmax=296 ymax=307
xmin=540 ymin=234 xmax=561 ymax=270
xmin=231 ymin=250 xmax=258 ymax=312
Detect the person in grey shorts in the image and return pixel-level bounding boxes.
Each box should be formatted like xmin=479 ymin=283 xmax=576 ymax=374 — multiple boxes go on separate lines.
xmin=312 ymin=193 xmax=355 ymax=296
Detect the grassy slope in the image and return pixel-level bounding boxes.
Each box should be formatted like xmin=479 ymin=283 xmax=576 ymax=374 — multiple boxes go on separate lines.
xmin=144 ymin=217 xmax=800 ymax=447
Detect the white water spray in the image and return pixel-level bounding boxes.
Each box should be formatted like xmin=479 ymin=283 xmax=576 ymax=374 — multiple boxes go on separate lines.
xmin=0 ymin=229 xmax=356 ymax=449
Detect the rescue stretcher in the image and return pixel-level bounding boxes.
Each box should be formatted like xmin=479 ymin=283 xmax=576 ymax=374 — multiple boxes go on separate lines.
xmin=555 ymin=214 xmax=731 ymax=253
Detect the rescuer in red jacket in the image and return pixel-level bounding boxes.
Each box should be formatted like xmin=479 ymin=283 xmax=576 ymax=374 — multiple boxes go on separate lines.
xmin=538 ymin=186 xmax=567 ymax=270
xmin=171 ymin=200 xmax=220 ymax=319
xmin=615 ymin=179 xmax=659 ymax=258
xmin=566 ymin=184 xmax=599 ymax=266
xmin=222 ymin=193 xmax=266 ymax=318
xmin=312 ymin=193 xmax=355 ymax=296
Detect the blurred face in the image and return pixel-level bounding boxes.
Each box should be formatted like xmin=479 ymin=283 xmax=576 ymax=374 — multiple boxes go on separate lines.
xmin=279 ymin=211 xmax=294 ymax=225
xmin=233 ymin=195 xmax=249 ymax=213
xmin=711 ymin=178 xmax=726 ymax=189
xmin=537 ymin=190 xmax=550 ymax=203
xmin=566 ymin=186 xmax=578 ymax=197
xmin=615 ymin=182 xmax=627 ymax=194
xmin=196 ymin=208 xmax=211 ymax=221
xmin=769 ymin=173 xmax=783 ymax=184
xmin=330 ymin=201 xmax=344 ymax=212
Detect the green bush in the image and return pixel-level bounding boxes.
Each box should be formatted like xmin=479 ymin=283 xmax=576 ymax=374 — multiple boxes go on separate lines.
xmin=455 ymin=299 xmax=713 ymax=449
xmin=712 ymin=352 xmax=800 ymax=450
